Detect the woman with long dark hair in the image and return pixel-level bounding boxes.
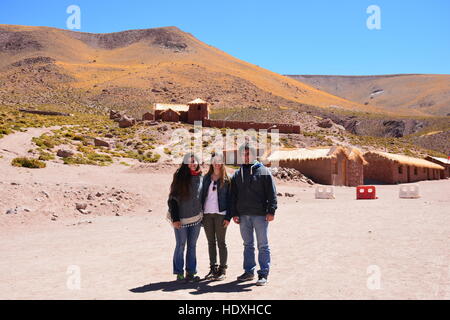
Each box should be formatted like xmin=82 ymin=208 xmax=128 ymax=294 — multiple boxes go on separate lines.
xmin=201 ymin=152 xmax=231 ymax=281
xmin=167 ymin=152 xmax=203 ymax=283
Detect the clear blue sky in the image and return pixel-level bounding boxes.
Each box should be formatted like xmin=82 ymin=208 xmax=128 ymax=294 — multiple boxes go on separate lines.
xmin=1 ymin=0 xmax=449 ymax=75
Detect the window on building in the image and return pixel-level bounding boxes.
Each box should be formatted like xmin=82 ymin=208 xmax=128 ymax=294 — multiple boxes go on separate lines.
xmin=197 ymin=106 xmax=201 ymax=110
xmin=398 ymin=165 xmax=403 ymax=174
xmin=414 ymin=167 xmax=418 ymax=175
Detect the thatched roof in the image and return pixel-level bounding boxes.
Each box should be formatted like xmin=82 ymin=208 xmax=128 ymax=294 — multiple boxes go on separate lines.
xmin=188 ymin=98 xmax=207 ymax=104
xmin=154 ymin=103 xmax=189 ymax=112
xmin=266 ymin=146 xmax=367 ymax=164
xmin=267 ymin=146 xmax=348 ymax=162
xmin=426 ymin=156 xmax=450 ymax=165
xmin=365 ymin=151 xmax=444 ymax=170
xmin=346 ymin=147 xmax=368 ymax=165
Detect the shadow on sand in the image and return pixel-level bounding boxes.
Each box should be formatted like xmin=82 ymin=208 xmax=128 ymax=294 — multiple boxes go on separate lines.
xmin=130 ymin=279 xmax=254 ymax=295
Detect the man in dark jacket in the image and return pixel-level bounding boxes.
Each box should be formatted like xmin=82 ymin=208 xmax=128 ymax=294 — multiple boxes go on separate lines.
xmin=231 ymin=142 xmax=277 ymax=286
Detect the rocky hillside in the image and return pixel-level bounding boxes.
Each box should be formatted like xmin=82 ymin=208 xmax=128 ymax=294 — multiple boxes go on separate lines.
xmin=1 ymin=24 xmax=448 ymax=155
xmin=0 ymin=24 xmax=374 ymax=117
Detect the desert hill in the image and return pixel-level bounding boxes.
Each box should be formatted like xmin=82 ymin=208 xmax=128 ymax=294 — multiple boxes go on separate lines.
xmin=0 ymin=24 xmax=375 ymax=116
xmin=287 ymin=74 xmax=450 ymax=117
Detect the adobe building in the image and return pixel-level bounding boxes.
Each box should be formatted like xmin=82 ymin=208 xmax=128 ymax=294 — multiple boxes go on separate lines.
xmin=187 ymin=98 xmax=210 ymax=124
xmin=142 ymin=112 xmax=154 ymax=121
xmin=154 ymin=103 xmax=188 ymax=122
xmin=425 ymin=156 xmax=450 ymax=179
xmin=363 ymin=151 xmax=445 ymax=184
xmin=153 ymin=98 xmax=209 ymax=124
xmin=152 ymin=98 xmax=301 ymax=134
xmin=265 ymin=146 xmax=367 ymax=186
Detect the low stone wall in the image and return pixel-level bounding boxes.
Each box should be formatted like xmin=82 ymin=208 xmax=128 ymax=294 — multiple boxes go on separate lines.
xmin=203 ymin=118 xmax=301 ymax=134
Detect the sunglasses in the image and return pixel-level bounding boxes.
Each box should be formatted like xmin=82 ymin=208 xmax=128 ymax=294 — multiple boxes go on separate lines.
xmin=212 ymin=180 xmax=217 ymax=191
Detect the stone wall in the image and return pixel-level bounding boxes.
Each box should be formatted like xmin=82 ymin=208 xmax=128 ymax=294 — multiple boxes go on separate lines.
xmin=203 ymin=118 xmax=301 ymax=134
xmin=363 ymin=154 xmax=397 ymax=184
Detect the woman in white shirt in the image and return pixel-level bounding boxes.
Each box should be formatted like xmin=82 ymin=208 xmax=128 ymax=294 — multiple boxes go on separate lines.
xmin=200 ymin=153 xmax=232 ymax=281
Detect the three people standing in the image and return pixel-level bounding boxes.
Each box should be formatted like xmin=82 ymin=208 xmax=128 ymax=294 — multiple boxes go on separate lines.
xmin=168 ymin=144 xmax=277 ymax=286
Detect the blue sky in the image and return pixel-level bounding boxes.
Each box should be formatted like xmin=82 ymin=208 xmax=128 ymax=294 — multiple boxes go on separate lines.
xmin=1 ymin=0 xmax=449 ymax=75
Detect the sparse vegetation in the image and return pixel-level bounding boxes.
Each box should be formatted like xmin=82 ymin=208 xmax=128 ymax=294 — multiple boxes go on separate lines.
xmin=63 ymin=155 xmax=96 ymax=165
xmin=11 ymin=157 xmax=46 ymax=168
xmin=85 ymin=152 xmax=113 ymax=164
xmin=163 ymin=147 xmax=172 ymax=155
xmin=38 ymin=151 xmax=55 ymax=161
xmin=139 ymin=151 xmax=161 ymax=163
xmin=1 ymin=104 xmax=447 ymax=167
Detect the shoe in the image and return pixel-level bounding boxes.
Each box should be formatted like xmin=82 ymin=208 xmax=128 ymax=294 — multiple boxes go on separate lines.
xmin=204 ymin=265 xmax=218 ymax=280
xmin=185 ymin=273 xmax=201 ymax=283
xmin=213 ymin=266 xmax=227 ymax=281
xmin=176 ymin=274 xmax=185 ymax=282
xmin=256 ymin=274 xmax=268 ymax=286
xmin=237 ymin=272 xmax=254 ymax=282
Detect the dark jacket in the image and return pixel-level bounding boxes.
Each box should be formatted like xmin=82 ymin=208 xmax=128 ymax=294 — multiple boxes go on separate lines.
xmin=230 ymin=161 xmax=277 ymax=217
xmin=168 ymin=174 xmax=203 ymax=223
xmin=201 ymin=173 xmax=232 ymax=221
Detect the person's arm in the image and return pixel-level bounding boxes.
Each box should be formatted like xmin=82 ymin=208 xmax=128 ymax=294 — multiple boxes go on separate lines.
xmin=168 ymin=196 xmax=180 ymax=222
xmin=230 ymin=173 xmax=239 ymax=218
xmin=224 ymin=180 xmax=232 ymax=221
xmin=264 ymin=172 xmax=278 ymax=215
xmin=200 ymin=174 xmax=209 ymax=211
xmin=230 ymin=172 xmax=241 ymax=224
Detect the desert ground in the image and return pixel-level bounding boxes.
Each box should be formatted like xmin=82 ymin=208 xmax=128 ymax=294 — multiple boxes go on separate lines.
xmin=0 ymin=126 xmax=449 ymax=300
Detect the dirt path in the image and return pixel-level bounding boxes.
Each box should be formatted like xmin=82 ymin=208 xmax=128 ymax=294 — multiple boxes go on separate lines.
xmin=0 ymin=126 xmax=61 ymax=161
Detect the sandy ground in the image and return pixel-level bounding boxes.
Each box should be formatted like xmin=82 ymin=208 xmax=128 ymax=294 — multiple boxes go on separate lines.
xmin=0 ymin=127 xmax=449 ymax=300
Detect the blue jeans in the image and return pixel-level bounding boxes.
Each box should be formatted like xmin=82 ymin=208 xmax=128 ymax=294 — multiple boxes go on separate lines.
xmin=173 ymin=223 xmax=201 ymax=275
xmin=239 ymin=215 xmax=270 ymax=277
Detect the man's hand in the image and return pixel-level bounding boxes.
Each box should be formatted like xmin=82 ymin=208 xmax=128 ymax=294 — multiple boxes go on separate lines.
xmin=266 ymin=214 xmax=275 ymax=222
xmin=223 ymin=219 xmax=230 ymax=228
xmin=233 ymin=216 xmax=240 ymax=224
xmin=173 ymin=221 xmax=182 ymax=229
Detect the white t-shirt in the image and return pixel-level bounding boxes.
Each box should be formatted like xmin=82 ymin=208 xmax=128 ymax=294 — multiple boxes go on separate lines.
xmin=203 ymin=179 xmax=226 ymax=215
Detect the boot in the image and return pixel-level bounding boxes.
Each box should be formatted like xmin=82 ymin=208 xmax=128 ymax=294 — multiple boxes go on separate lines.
xmin=204 ymin=265 xmax=218 ymax=280
xmin=214 ymin=266 xmax=227 ymax=281
xmin=185 ymin=273 xmax=201 ymax=283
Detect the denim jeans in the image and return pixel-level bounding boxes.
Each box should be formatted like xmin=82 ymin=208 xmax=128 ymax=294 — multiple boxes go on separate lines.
xmin=239 ymin=215 xmax=270 ymax=277
xmin=173 ymin=223 xmax=201 ymax=275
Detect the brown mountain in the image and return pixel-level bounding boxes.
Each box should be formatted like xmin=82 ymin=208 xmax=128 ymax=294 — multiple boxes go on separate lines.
xmin=287 ymin=74 xmax=450 ymax=117
xmin=0 ymin=24 xmax=378 ymax=117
